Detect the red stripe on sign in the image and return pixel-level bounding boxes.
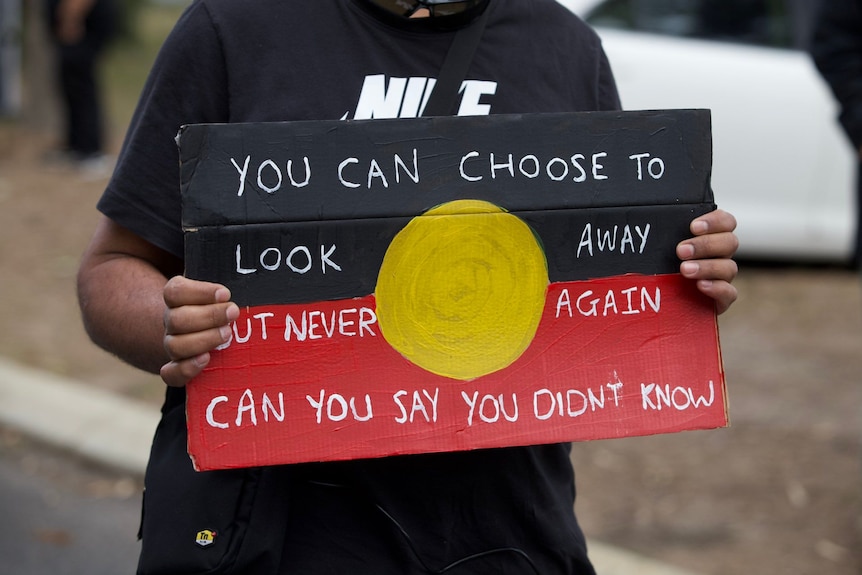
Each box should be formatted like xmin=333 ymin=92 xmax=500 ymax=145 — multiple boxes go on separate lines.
xmin=186 ymin=274 xmax=726 ymax=470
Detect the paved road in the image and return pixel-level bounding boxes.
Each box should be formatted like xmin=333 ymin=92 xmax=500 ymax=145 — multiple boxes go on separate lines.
xmin=0 ymin=428 xmax=142 ymax=575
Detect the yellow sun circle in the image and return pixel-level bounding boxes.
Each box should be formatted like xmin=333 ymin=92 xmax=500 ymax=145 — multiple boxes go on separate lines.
xmin=376 ymin=199 xmax=548 ymax=380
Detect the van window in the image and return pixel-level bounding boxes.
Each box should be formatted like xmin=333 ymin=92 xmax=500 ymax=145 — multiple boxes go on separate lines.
xmin=586 ymin=0 xmax=795 ymax=49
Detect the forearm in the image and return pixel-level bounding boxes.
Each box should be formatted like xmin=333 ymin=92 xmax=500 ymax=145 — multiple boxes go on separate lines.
xmin=55 ymin=0 xmax=99 ymax=43
xmin=78 ymin=255 xmax=172 ymax=374
xmin=77 ymin=217 xmax=183 ymax=375
xmin=59 ymin=0 xmax=98 ymax=19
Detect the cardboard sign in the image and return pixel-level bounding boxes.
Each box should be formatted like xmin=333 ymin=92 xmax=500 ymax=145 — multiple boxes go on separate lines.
xmin=180 ymin=110 xmax=727 ymax=471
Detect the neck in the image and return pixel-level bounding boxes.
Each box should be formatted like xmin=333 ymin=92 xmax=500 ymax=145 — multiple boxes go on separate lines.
xmin=368 ymin=0 xmax=480 ymax=18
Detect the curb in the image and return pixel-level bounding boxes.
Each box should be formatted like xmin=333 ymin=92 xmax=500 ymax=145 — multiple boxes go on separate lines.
xmin=0 ymin=357 xmax=702 ymax=575
xmin=0 ymin=358 xmax=159 ymax=476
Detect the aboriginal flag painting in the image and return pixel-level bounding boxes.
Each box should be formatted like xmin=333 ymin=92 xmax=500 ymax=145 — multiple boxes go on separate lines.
xmin=180 ymin=111 xmax=727 ymax=471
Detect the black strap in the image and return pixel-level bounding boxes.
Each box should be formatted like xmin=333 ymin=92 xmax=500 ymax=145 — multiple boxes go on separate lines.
xmin=422 ymin=5 xmax=491 ymax=117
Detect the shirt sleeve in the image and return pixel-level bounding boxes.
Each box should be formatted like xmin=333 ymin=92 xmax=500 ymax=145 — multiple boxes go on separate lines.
xmin=97 ymin=0 xmax=229 ymax=258
xmin=596 ymin=42 xmax=622 ymax=112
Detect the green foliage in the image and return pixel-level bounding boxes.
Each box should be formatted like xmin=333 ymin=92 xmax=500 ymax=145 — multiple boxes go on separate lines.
xmin=112 ymin=0 xmax=188 ymax=44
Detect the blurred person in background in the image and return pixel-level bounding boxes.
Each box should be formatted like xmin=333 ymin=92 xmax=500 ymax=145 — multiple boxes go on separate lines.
xmin=44 ymin=0 xmax=116 ymax=172
xmin=811 ymin=0 xmax=862 ymax=267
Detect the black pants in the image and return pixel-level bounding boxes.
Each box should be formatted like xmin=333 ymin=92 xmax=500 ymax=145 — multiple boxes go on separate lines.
xmin=58 ymin=40 xmax=102 ymax=155
xmin=47 ymin=0 xmax=116 ymax=156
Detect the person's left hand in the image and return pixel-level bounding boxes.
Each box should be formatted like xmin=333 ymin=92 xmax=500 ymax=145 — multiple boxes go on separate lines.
xmin=677 ymin=209 xmax=739 ymax=315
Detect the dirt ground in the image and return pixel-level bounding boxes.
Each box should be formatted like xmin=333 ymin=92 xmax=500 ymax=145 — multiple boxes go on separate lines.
xmin=0 ymin=121 xmax=860 ymax=575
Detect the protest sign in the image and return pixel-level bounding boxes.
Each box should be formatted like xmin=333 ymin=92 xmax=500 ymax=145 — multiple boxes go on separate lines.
xmin=180 ymin=110 xmax=727 ymax=471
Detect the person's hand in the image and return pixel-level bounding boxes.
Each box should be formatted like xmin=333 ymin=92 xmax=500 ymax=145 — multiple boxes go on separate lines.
xmin=56 ymin=0 xmax=96 ymax=44
xmin=160 ymin=276 xmax=239 ymax=387
xmin=676 ymin=209 xmax=739 ymax=315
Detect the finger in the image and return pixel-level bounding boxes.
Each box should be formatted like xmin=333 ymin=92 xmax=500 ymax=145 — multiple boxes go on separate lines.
xmin=693 ymin=280 xmax=738 ymax=315
xmin=690 ymin=208 xmax=737 ymax=236
xmin=677 ymin=231 xmax=739 ymax=261
xmin=680 ymin=258 xmax=739 ymax=316
xmin=164 ymin=300 xmax=239 ymax=336
xmin=160 ymin=354 xmax=210 ymax=388
xmin=163 ymin=324 xmax=233 ymax=362
xmin=163 ymin=275 xmax=232 ymax=308
xmin=679 ymin=258 xmax=739 ymax=284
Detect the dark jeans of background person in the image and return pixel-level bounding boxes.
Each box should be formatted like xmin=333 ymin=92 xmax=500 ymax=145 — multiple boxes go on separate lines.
xmin=46 ymin=0 xmax=116 ymax=159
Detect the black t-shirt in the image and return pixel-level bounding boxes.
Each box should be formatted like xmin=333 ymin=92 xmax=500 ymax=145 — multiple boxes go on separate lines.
xmin=101 ymin=1 xmax=620 ymax=573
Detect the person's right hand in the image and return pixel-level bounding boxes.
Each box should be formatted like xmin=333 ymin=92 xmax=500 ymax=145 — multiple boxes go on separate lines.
xmin=160 ymin=276 xmax=239 ymax=387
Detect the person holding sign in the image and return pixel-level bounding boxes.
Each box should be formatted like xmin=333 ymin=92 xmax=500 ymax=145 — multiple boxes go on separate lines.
xmin=77 ymin=1 xmax=739 ymax=574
